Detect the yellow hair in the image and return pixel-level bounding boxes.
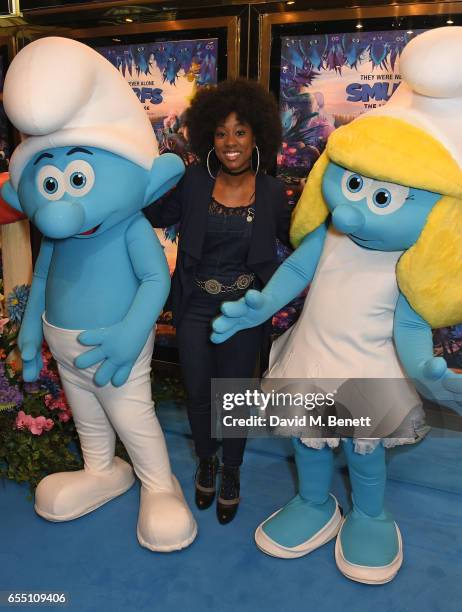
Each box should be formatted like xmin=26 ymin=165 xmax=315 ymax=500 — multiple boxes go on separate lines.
xmin=290 ymin=115 xmax=462 ymax=328
xmin=290 ymin=151 xmax=329 ymax=247
xmin=397 ymin=196 xmax=462 ymax=328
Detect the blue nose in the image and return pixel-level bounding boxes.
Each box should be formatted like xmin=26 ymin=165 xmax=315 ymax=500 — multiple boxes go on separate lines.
xmin=33 ymin=200 xmax=85 ymax=239
xmin=331 ymin=205 xmax=365 ymax=235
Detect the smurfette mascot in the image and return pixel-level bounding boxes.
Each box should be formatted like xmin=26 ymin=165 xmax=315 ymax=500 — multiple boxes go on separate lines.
xmin=212 ymin=27 xmax=462 ymax=583
xmin=1 ymin=37 xmax=197 ymax=552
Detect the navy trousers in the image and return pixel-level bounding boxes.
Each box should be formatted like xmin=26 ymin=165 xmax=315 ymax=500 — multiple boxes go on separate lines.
xmin=176 ymin=287 xmax=263 ymax=467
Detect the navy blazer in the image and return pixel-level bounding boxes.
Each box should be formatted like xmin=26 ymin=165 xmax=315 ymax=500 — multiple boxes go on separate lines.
xmin=144 ymin=164 xmax=291 ymax=326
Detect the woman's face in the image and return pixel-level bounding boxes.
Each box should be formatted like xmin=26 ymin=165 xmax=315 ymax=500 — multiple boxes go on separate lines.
xmin=213 ymin=112 xmax=255 ymax=174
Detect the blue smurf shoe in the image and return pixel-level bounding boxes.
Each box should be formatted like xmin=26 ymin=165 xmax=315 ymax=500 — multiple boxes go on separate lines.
xmin=336 ymin=439 xmax=402 ymax=584
xmin=255 ymin=492 xmax=342 ymax=558
xmin=335 ymin=508 xmax=402 ymax=584
xmin=255 ymin=439 xmax=342 ymax=558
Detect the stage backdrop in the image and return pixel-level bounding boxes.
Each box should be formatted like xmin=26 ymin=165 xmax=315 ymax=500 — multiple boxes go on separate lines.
xmin=97 ymin=39 xmax=218 ymax=347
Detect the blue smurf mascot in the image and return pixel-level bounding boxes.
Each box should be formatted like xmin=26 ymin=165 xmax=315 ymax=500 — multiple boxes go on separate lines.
xmin=212 ymin=27 xmax=462 ymax=582
xmin=2 ymin=37 xmax=197 ymax=552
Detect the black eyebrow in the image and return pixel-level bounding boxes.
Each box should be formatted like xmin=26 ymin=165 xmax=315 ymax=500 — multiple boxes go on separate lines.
xmin=33 ymin=152 xmax=53 ymax=165
xmin=66 ymin=147 xmax=93 ymax=156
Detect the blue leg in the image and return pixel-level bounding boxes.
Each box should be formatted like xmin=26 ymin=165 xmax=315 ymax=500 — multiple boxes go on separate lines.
xmin=335 ymin=439 xmax=403 ymax=584
xmin=255 ymin=439 xmax=342 ymax=558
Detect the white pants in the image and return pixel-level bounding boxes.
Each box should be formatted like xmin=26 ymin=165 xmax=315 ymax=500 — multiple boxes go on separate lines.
xmin=43 ymin=316 xmax=174 ymax=494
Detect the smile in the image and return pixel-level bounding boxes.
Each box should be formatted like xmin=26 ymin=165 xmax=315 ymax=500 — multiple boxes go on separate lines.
xmin=79 ymin=224 xmax=101 ymax=236
xmin=224 ymin=151 xmax=241 ymax=160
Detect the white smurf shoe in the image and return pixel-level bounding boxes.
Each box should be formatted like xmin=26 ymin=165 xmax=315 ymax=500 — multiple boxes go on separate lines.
xmin=34 ymin=456 xmax=135 ymax=521
xmin=137 ymin=475 xmax=197 ymax=552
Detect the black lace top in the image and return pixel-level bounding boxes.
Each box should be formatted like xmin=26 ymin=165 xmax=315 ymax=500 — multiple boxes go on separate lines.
xmin=209 ymin=197 xmax=255 ymax=219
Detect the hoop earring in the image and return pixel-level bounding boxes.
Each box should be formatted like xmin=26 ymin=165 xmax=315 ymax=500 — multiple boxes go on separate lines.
xmin=206 ymin=147 xmax=216 ymax=179
xmin=251 ymin=145 xmax=260 ymax=175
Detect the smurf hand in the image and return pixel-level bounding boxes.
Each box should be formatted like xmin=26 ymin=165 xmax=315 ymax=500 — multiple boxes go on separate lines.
xmin=211 ymin=290 xmax=273 ymax=344
xmin=394 ymin=295 xmax=462 ymax=414
xmin=210 ymin=225 xmax=327 ymax=344
xmin=18 ymin=336 xmax=43 ymax=382
xmin=417 ymin=357 xmax=462 ymax=412
xmin=75 ymin=323 xmax=146 ymax=387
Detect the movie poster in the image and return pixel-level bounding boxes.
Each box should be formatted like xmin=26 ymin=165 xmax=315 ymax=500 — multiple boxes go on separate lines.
xmin=97 ymin=39 xmax=218 ymax=347
xmin=274 ymin=28 xmax=462 ymax=370
xmin=277 ymin=30 xmax=426 ymax=204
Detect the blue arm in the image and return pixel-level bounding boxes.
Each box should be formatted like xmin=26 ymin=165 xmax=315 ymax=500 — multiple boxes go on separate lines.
xmin=211 ymin=222 xmax=327 ymax=344
xmin=75 ymin=215 xmax=171 ymax=387
xmin=394 ymin=292 xmax=462 ymax=413
xmin=18 ymin=238 xmax=54 ymax=381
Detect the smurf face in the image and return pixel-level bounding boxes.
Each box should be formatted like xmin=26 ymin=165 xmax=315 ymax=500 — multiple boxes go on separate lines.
xmin=322 ymin=161 xmax=441 ymax=251
xmin=18 ymin=146 xmax=149 ymax=239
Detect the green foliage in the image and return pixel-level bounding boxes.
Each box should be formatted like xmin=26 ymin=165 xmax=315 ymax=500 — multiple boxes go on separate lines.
xmin=0 ymin=413 xmax=82 ymax=490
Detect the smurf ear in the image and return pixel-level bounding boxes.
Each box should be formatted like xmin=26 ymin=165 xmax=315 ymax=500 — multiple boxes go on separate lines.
xmin=1 ymin=180 xmax=22 ymax=212
xmin=144 ymin=153 xmax=185 ymax=206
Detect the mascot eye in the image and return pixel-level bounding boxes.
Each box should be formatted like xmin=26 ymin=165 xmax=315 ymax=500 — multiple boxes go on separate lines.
xmin=372 ymin=188 xmax=391 ymax=208
xmin=341 ymin=171 xmax=373 ymax=202
xmin=64 ymin=160 xmax=95 ymax=197
xmin=366 ymin=181 xmax=410 ymax=216
xmin=347 ymin=175 xmax=363 ymax=192
xmin=36 ymin=165 xmax=65 ymax=201
xmin=44 ymin=177 xmax=58 ymax=194
xmin=70 ymin=172 xmax=87 ymax=189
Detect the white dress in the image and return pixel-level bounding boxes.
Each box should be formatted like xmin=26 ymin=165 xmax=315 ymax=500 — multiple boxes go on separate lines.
xmin=265 ymin=227 xmax=425 ymax=452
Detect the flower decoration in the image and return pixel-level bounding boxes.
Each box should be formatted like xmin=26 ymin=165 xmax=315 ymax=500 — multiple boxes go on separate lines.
xmin=15 ymin=410 xmax=54 ymax=435
xmin=6 ymin=285 xmax=30 ymax=325
xmin=0 ymin=361 xmax=23 ymax=410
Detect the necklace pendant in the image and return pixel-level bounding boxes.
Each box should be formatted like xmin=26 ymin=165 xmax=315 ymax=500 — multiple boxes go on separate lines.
xmin=246 ymin=208 xmax=255 ymax=223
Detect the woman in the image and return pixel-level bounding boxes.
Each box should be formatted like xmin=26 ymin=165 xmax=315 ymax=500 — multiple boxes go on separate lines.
xmin=144 ymin=79 xmax=290 ymax=524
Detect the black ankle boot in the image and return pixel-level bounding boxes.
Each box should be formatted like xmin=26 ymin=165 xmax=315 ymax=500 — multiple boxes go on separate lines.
xmin=195 ymin=456 xmax=219 ymax=510
xmin=217 ymin=466 xmax=240 ymax=524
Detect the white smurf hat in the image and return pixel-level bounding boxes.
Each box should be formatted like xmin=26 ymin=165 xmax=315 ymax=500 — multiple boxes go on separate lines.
xmin=371 ymin=25 xmax=462 ymax=167
xmin=4 ymin=36 xmax=158 ymax=190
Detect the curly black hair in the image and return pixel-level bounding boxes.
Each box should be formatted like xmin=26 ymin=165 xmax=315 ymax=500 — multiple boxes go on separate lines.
xmin=184 ymin=79 xmax=282 ymax=171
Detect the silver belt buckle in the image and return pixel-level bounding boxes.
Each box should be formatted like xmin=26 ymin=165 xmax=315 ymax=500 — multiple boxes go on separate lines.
xmin=204 ymin=279 xmax=222 ymax=294
xmin=236 ymin=274 xmax=252 ymax=290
